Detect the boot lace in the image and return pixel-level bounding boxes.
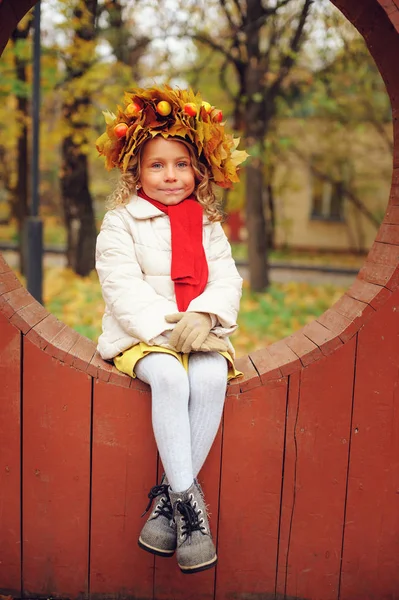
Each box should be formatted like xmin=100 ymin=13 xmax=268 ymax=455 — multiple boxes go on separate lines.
xmin=175 ymin=493 xmax=207 ymax=542
xmin=141 ymin=484 xmax=173 ymax=520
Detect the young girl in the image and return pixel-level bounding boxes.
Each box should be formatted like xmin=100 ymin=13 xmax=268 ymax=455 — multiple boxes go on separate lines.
xmin=95 ymin=86 xmax=248 ymax=575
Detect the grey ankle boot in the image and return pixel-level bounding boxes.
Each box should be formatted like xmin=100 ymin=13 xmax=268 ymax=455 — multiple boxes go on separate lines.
xmin=138 ymin=475 xmax=177 ymax=557
xmin=169 ymin=480 xmax=217 ymax=574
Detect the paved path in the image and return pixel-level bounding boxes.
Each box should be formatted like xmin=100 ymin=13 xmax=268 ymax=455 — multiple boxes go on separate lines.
xmin=237 ymin=264 xmax=357 ymax=287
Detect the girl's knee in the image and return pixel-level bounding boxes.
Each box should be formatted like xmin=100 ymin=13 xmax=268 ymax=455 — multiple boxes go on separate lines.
xmin=156 ymin=365 xmax=188 ymax=392
xmin=189 ymin=352 xmax=228 ymax=392
xmin=136 ymin=353 xmax=188 ymax=392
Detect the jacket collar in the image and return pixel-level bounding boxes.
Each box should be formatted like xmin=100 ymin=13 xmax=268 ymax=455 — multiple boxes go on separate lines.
xmin=125 ymin=193 xmax=210 ymax=223
xmin=125 ymin=194 xmax=164 ymax=220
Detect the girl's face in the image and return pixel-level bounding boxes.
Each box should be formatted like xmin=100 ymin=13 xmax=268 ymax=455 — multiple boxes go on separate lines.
xmin=139 ymin=137 xmax=196 ymax=205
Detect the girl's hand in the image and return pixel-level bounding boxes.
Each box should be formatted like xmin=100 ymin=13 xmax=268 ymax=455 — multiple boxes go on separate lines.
xmin=165 ymin=312 xmax=212 ymax=353
xmin=197 ymin=332 xmax=229 ymax=353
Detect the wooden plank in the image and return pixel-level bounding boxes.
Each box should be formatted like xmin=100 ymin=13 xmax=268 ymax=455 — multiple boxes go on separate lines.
xmin=278 ymin=337 xmax=356 ymax=600
xmin=108 ymin=365 xmax=132 ymax=388
xmin=332 ymin=294 xmax=375 ymax=330
xmin=392 ymin=168 xmax=399 ymax=202
xmin=22 ymin=338 xmax=91 ymax=599
xmin=0 ymin=313 xmax=21 ymax=595
xmin=389 ymin=6 xmax=399 ymax=31
xmin=376 ymin=223 xmax=399 ymax=245
xmin=384 ymin=205 xmax=399 ymax=224
xmin=90 ymin=378 xmax=156 ymax=599
xmin=389 ymin=184 xmax=399 ymax=206
xmin=215 ymin=378 xmax=287 ymax=600
xmin=44 ymin=325 xmax=80 ymax=362
xmin=0 ymin=271 xmax=21 ymax=297
xmin=1 ymin=286 xmax=32 ymax=320
xmin=129 ymin=374 xmax=150 ymax=392
xmin=276 ymin=370 xmax=301 ymax=599
xmin=394 ymin=132 xmax=399 ymax=170
xmin=228 ymin=354 xmax=261 ymax=395
xmin=267 ymin=339 xmax=302 ymax=376
xmin=302 ymin=319 xmax=343 ymax=356
xmin=154 ymin=425 xmax=223 ymax=600
xmin=64 ymin=335 xmax=96 ymax=372
xmin=378 ymin=0 xmax=398 ymax=16
xmin=87 ymin=351 xmax=114 ymax=382
xmin=332 ymin=0 xmax=368 ymax=27
xmin=25 ymin=313 xmax=66 ymax=351
xmin=390 ymin=184 xmax=399 ymax=204
xmin=358 ymin=260 xmax=399 ymax=291
xmin=346 ymin=278 xmax=391 ymax=310
xmin=340 ymin=289 xmax=399 ymax=600
xmin=357 ymin=0 xmax=399 ymax=73
xmin=285 ymin=331 xmax=323 ymax=366
xmin=0 ymin=0 xmax=39 ymax=56
xmin=249 ymin=347 xmax=283 ymax=382
xmin=367 ymin=241 xmax=399 ymax=266
xmin=0 ymin=253 xmax=12 ymax=273
xmin=10 ymin=301 xmax=48 ymax=335
xmin=316 ymin=308 xmax=358 ymax=344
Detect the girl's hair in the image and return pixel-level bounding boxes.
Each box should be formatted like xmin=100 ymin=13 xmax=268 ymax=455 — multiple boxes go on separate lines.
xmin=106 ymin=139 xmax=224 ymax=222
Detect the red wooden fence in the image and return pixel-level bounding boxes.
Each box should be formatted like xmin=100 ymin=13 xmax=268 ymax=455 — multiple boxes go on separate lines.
xmin=1 ymin=0 xmax=399 ymax=598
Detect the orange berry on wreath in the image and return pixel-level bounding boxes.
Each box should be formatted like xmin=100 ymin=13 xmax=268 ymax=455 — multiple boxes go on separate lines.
xmin=114 ymin=123 xmax=128 ymax=138
xmin=183 ymin=102 xmax=198 ymax=117
xmin=125 ymin=102 xmax=141 ymax=116
xmin=157 ymin=101 xmax=172 ymax=116
xmin=211 ymin=109 xmax=223 ymax=123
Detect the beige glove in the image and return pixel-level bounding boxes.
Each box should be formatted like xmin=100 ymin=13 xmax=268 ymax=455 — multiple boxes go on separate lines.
xmin=165 ymin=312 xmax=212 ymax=353
xmin=198 ymin=332 xmax=229 ymax=353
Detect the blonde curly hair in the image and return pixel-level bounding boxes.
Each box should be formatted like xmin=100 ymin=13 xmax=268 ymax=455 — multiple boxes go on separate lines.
xmin=106 ymin=139 xmax=224 ymax=222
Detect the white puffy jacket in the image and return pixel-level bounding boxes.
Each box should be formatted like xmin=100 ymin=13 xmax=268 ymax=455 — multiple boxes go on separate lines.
xmin=95 ymin=194 xmax=243 ymax=360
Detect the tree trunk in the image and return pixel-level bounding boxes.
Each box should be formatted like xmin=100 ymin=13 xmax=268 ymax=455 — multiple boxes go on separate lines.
xmin=244 ymin=0 xmax=270 ymax=291
xmin=264 ymin=181 xmax=275 ymax=251
xmin=245 ymin=157 xmax=270 ymax=291
xmin=11 ymin=18 xmax=32 ymax=274
xmin=61 ymin=134 xmax=96 ymax=276
xmin=60 ymin=0 xmax=98 ymax=276
xmin=14 ymin=93 xmax=29 ymax=274
xmin=0 ymin=146 xmax=14 ymax=224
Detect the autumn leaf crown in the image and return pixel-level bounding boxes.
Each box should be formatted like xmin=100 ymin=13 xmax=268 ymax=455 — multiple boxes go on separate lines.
xmin=95 ymin=85 xmax=248 ymax=189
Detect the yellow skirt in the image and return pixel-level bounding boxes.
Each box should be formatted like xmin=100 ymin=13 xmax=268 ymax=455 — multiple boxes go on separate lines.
xmin=114 ymin=342 xmax=242 ymax=382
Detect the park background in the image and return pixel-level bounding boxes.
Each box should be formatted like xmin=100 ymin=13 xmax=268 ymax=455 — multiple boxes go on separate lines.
xmin=0 ymin=0 xmax=393 ymax=357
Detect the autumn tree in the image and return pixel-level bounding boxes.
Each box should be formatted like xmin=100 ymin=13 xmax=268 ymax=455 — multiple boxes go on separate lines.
xmin=159 ymin=0 xmax=313 ymax=290
xmin=278 ymin=10 xmax=392 ymax=250
xmin=59 ymin=0 xmax=99 ymax=276
xmin=59 ymin=0 xmax=152 ymax=276
xmin=0 ymin=15 xmax=34 ymax=273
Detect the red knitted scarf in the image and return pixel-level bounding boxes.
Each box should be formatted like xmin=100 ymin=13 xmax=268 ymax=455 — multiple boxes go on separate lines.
xmin=138 ymin=190 xmax=208 ymax=311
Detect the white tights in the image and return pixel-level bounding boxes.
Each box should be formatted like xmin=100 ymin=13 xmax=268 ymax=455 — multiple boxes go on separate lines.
xmin=135 ymin=352 xmax=228 ymax=492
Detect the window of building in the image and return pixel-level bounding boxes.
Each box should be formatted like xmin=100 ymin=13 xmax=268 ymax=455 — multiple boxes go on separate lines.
xmin=309 ymin=160 xmax=350 ymax=223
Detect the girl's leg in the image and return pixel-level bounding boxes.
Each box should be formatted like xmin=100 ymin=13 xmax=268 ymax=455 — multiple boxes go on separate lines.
xmin=188 ymin=352 xmax=228 ymax=477
xmin=135 ymin=353 xmax=193 ymax=492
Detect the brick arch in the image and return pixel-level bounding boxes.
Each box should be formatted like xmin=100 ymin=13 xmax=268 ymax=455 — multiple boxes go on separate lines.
xmin=0 ymin=1 xmax=399 ymax=598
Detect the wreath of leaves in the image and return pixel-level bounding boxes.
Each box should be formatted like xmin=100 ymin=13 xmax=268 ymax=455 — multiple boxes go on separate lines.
xmin=96 ymin=85 xmax=248 ymax=189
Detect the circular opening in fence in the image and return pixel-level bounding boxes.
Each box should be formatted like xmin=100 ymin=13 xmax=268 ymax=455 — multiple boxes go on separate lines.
xmin=0 ymin=0 xmax=397 ymax=382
